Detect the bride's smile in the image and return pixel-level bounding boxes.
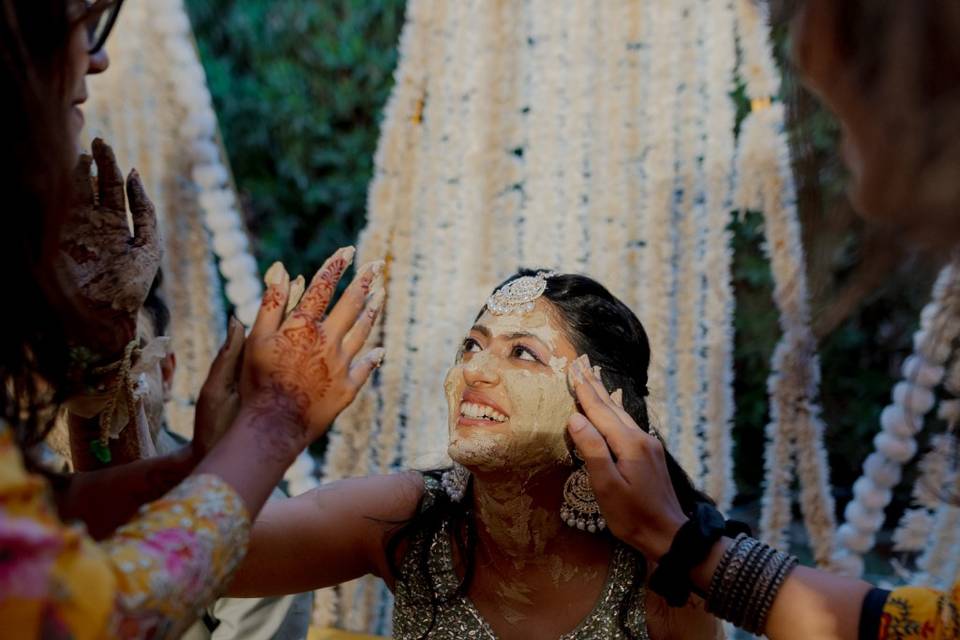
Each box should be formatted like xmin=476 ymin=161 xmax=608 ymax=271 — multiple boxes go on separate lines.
xmin=444 ymin=298 xmax=578 ymax=472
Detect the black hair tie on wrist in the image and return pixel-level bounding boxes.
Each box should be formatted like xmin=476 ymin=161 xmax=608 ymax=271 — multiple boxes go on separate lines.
xmin=649 ymin=503 xmax=751 ymax=607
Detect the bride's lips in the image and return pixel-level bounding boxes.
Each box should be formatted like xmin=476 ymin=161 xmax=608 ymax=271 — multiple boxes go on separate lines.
xmin=457 ymin=389 xmax=509 ymax=427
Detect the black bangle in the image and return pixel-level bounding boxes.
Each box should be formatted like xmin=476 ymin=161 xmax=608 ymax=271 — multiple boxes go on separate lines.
xmin=649 ymin=503 xmax=750 ymax=607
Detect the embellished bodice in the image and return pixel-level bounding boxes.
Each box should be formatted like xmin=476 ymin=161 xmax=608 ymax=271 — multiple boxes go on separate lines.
xmin=392 ymin=476 xmax=650 ymax=639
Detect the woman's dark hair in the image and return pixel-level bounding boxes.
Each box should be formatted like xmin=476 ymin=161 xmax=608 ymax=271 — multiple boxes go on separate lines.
xmin=386 ymin=270 xmax=713 ymax=637
xmin=1 ymin=0 xmax=86 ymax=459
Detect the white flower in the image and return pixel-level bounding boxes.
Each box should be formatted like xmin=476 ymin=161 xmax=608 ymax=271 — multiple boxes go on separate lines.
xmin=893 ymin=508 xmax=934 ymax=552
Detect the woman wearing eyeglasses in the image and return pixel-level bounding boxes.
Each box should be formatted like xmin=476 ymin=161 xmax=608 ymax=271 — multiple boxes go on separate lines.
xmin=0 ymin=1 xmax=385 ymax=638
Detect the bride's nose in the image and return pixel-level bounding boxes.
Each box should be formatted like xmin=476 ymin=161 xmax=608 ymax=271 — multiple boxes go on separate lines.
xmin=463 ymin=353 xmax=501 ymax=387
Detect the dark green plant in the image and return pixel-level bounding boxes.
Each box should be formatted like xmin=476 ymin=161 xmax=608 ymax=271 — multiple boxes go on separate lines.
xmin=185 ymin=0 xmax=406 ymax=278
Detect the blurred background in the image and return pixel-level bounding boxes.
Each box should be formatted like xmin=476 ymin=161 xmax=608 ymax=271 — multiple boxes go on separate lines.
xmin=185 ymin=0 xmax=940 ymax=573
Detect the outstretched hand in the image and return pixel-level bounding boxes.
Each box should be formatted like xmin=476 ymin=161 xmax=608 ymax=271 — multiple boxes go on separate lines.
xmin=193 ymin=316 xmax=246 ymax=459
xmin=59 ymin=138 xmax=161 ymax=356
xmin=566 ymin=354 xmax=688 ymax=562
xmin=241 ymin=247 xmax=386 ymax=447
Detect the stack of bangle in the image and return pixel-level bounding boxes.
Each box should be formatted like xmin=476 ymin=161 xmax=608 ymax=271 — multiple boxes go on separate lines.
xmin=706 ymin=533 xmax=799 ymax=635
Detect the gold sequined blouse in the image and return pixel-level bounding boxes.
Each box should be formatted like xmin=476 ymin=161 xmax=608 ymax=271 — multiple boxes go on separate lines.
xmin=392 ymin=476 xmax=650 ymax=639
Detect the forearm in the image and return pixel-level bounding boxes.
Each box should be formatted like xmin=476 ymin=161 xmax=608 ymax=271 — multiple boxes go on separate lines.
xmin=194 ymin=404 xmax=305 ymax=520
xmin=686 ymin=537 xmax=872 ymax=640
xmin=56 ymin=442 xmax=199 ymax=539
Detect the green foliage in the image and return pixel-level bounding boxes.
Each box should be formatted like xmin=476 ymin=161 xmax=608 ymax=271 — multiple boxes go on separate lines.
xmin=185 ymin=0 xmax=406 ymax=278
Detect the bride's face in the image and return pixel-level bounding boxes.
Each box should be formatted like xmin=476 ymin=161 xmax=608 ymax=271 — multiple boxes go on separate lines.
xmin=444 ymin=298 xmax=578 ymax=472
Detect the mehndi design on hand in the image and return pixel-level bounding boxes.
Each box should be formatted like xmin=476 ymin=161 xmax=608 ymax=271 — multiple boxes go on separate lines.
xmin=242 ymin=248 xmax=387 ymax=449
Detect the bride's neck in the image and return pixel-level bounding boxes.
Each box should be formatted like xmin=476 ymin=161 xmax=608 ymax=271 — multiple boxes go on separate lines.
xmin=469 ymin=465 xmax=576 ymax=566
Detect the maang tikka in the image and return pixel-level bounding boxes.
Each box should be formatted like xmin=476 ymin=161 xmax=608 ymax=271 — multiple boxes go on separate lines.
xmin=486 ymin=271 xmax=557 ymax=315
xmin=561 ymin=448 xmax=606 ymax=533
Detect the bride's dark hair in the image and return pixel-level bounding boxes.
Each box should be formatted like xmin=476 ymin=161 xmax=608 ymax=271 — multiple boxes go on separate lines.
xmin=386 ymin=270 xmax=712 ymax=637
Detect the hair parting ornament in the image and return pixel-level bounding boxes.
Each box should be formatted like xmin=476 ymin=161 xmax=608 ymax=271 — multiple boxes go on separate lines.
xmin=486 ymin=271 xmax=557 ymax=315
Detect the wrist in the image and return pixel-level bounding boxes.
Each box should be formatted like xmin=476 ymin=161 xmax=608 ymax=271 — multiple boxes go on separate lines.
xmin=633 ymin=516 xmax=688 ymax=563
xmin=648 ymin=505 xmax=752 ymax=607
xmin=235 ymin=396 xmax=309 ymax=457
xmin=68 ymin=315 xmax=137 ymax=364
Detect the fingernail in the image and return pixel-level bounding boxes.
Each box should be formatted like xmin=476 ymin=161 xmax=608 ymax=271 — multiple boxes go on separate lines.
xmin=341 ymin=246 xmax=357 ymax=265
xmin=372 ymin=347 xmax=386 ymax=368
xmin=287 ymin=275 xmax=306 ymax=311
xmin=264 ymin=261 xmax=288 ymax=287
xmin=592 ymin=365 xmax=602 ymax=380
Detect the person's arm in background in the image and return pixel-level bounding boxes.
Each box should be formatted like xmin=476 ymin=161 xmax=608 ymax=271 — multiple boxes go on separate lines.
xmin=54 ymin=316 xmax=247 ymax=539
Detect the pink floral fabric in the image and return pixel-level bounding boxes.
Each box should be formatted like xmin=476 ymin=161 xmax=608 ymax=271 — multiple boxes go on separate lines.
xmin=0 ymin=421 xmax=250 ymax=639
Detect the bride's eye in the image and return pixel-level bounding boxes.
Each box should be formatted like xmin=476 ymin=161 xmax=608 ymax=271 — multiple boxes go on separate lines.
xmin=462 ymin=337 xmax=482 ymax=353
xmin=511 ymin=344 xmax=541 ymax=363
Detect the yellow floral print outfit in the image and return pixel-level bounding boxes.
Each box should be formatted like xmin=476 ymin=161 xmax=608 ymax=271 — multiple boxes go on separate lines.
xmin=0 ymin=422 xmax=250 ymax=639
xmin=878 ymin=582 xmax=960 ymax=639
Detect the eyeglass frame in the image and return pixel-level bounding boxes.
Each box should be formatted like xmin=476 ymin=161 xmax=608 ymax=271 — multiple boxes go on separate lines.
xmin=85 ymin=0 xmax=125 ymax=55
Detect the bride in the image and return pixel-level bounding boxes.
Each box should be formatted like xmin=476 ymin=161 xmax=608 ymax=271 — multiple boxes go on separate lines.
xmin=231 ymin=268 xmax=722 ymax=639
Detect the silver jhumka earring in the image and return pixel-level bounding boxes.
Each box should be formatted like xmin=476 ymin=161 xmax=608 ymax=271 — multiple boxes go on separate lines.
xmin=486 ymin=271 xmax=557 ymax=315
xmin=441 ymin=463 xmax=471 ymax=502
xmin=561 ymin=448 xmax=606 ymax=533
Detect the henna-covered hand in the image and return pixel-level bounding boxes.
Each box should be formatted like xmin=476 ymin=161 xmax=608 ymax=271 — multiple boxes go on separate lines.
xmin=58 ymin=138 xmax=162 ymax=356
xmin=241 ymin=247 xmax=386 ymax=449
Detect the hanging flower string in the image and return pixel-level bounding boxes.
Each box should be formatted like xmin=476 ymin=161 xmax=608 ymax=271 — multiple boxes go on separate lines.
xmin=698 ymin=0 xmax=738 ymax=510
xmin=734 ymin=0 xmax=838 ymax=567
xmin=834 ymin=258 xmax=960 ymax=575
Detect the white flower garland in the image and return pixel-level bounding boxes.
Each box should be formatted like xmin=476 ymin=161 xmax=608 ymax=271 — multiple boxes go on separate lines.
xmin=640 ymin=0 xmax=682 ymax=446
xmin=314 ymin=0 xmax=436 ymax=627
xmin=914 ymin=505 xmax=960 ymax=589
xmin=699 ymin=0 xmax=738 ymax=510
xmin=734 ymin=0 xmax=837 ymax=566
xmin=589 ymin=1 xmax=630 ymax=297
xmin=619 ymin=1 xmax=646 ymax=315
xmin=154 ymin=0 xmax=263 ymax=328
xmin=673 ymin=0 xmax=706 ymax=486
xmin=834 ymin=259 xmax=960 ymax=576
xmin=405 ymin=0 xmax=470 ymax=472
